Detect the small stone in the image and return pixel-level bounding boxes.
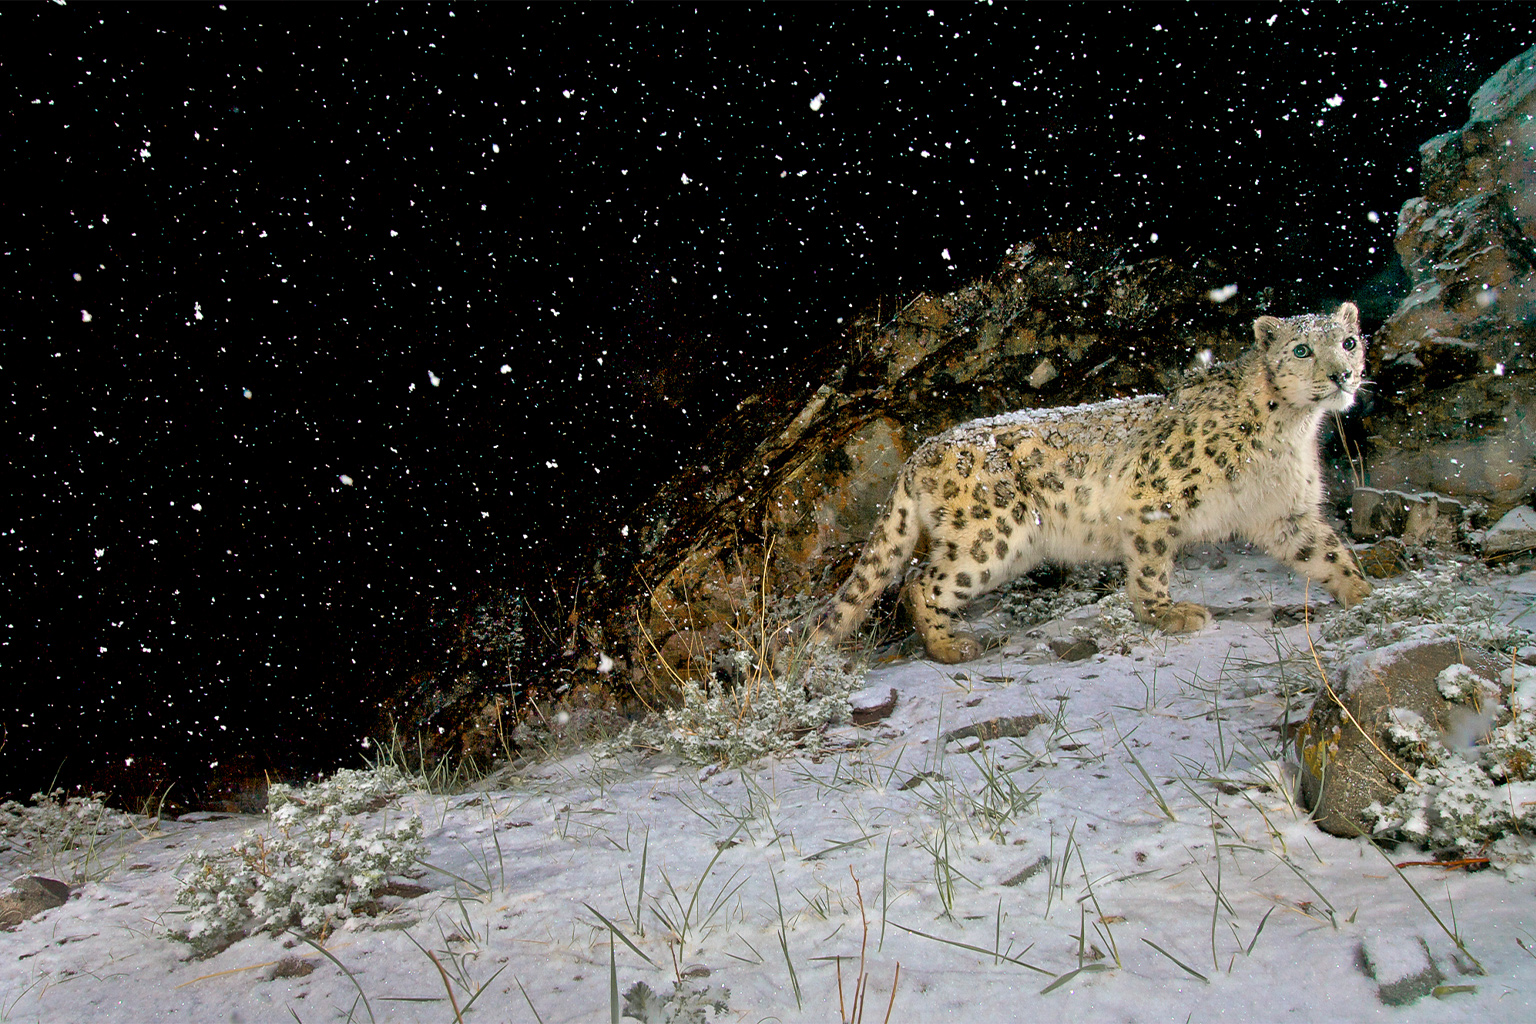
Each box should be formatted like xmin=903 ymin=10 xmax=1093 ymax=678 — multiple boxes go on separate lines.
xmin=849 ymin=687 xmax=898 ymax=724
xmin=1359 ymin=933 xmax=1443 ymax=1007
xmin=1359 ymin=537 xmax=1408 ymax=578
xmin=0 ymin=876 xmax=71 ymax=931
xmin=1001 ymin=855 xmax=1051 ymax=887
xmin=266 ymin=956 xmax=318 ymax=981
xmin=1048 ymin=638 xmax=1099 ymax=661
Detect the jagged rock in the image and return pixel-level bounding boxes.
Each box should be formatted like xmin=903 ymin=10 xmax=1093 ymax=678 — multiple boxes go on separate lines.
xmin=1349 ymin=487 xmax=1466 ymax=547
xmin=1366 ymin=45 xmax=1536 ymax=517
xmin=0 ymin=876 xmax=70 ymax=930
xmin=606 ymin=235 xmax=1279 ymax=696
xmin=1482 ymin=505 xmax=1536 ymax=558
xmin=1296 ymin=638 xmax=1505 ymax=837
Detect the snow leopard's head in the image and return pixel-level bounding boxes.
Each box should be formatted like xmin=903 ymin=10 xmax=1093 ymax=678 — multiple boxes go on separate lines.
xmin=1254 ymin=302 xmax=1366 ymax=413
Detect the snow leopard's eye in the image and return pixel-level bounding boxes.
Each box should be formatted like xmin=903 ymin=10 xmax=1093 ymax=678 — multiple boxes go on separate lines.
xmin=1341 ymin=335 xmax=1358 ymax=351
xmin=1292 ymin=343 xmax=1313 ymax=358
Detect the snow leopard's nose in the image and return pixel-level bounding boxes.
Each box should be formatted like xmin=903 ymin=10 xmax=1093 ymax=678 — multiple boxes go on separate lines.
xmin=1328 ymin=368 xmax=1353 ymax=387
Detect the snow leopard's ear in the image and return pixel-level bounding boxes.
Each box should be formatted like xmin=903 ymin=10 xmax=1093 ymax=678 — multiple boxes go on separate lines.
xmin=1252 ymin=316 xmax=1285 ymax=351
xmin=1334 ymin=301 xmax=1360 ymax=335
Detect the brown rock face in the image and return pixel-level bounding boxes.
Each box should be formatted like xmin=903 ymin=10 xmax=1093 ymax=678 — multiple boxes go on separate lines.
xmin=1367 ymin=45 xmax=1536 ymax=515
xmin=606 ymin=235 xmax=1276 ymax=697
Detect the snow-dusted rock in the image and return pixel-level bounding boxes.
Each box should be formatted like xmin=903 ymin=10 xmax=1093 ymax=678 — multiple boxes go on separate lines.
xmin=1357 ymin=933 xmax=1444 ymax=1006
xmin=1483 ymin=505 xmax=1536 ymax=558
xmin=1349 ymin=487 xmax=1466 ymax=547
xmin=1296 ymin=637 xmax=1504 ymax=837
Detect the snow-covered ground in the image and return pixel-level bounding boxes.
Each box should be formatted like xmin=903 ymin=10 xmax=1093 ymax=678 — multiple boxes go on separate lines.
xmin=4 ymin=553 xmax=1535 ymax=1023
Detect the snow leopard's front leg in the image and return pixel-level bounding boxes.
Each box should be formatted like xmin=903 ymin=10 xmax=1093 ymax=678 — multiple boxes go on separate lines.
xmin=1253 ymin=510 xmax=1372 ymax=608
xmin=1124 ymin=524 xmax=1211 ymax=633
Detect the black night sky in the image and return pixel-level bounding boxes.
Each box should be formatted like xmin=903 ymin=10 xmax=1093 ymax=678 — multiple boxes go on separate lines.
xmin=4 ymin=4 xmax=1532 ymax=802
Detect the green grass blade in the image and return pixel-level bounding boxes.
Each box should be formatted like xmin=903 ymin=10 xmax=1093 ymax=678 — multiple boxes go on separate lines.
xmin=513 ymin=975 xmax=548 ymax=1024
xmin=291 ymin=933 xmax=376 ymax=1024
xmin=1039 ymin=963 xmax=1110 ymax=995
xmin=1140 ymin=937 xmax=1209 ymax=983
xmin=583 ymin=902 xmax=659 ymax=968
xmin=888 ymin=920 xmax=1052 ymax=975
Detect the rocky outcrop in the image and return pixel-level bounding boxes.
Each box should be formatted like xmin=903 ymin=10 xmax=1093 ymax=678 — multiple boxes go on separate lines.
xmin=601 ymin=236 xmax=1290 ymax=697
xmin=1366 ymin=45 xmax=1536 ymax=516
xmin=1350 ymin=487 xmax=1469 ymax=548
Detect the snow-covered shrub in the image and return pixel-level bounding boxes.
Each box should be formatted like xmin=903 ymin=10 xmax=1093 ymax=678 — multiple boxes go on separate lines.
xmin=997 ymin=565 xmax=1111 ymax=626
xmin=655 ymin=642 xmax=862 ymax=765
xmin=1363 ymin=663 xmax=1536 ymax=863
xmin=1069 ymin=590 xmax=1145 ymax=653
xmin=1321 ymin=562 xmax=1528 ymax=653
xmin=622 ymin=979 xmax=731 ymax=1023
xmin=267 ymin=765 xmax=410 ymax=815
xmin=0 ymin=789 xmax=136 ymax=881
xmin=602 ymin=632 xmax=864 ymax=766
xmin=172 ymin=766 xmax=424 ymax=955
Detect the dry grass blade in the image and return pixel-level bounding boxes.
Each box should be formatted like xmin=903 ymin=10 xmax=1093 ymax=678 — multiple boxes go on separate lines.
xmin=425 ymin=949 xmax=465 ymax=1024
xmin=882 ymin=962 xmax=901 ymax=1024
xmin=1300 ymin=592 xmax=1418 ymax=784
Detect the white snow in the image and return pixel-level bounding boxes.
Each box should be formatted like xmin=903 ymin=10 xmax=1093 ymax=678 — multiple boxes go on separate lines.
xmin=2 ymin=558 xmax=1533 ymax=1022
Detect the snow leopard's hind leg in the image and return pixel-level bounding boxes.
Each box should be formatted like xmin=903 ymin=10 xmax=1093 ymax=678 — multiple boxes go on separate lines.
xmin=811 ymin=471 xmax=922 ymax=646
xmin=904 ymin=570 xmax=984 ymax=663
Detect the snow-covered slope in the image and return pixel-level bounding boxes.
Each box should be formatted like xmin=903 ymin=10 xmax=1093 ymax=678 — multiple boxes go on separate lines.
xmin=3 ymin=555 xmax=1533 ymax=1022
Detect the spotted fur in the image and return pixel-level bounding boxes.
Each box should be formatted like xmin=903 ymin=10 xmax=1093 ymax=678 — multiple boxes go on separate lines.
xmin=814 ymin=303 xmax=1372 ymax=663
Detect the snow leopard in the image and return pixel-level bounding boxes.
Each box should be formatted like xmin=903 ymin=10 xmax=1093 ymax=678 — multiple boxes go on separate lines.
xmin=814 ymin=303 xmax=1372 ymax=663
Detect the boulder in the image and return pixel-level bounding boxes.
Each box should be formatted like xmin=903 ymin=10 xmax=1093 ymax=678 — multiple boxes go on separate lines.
xmin=1365 ymin=45 xmax=1536 ymax=517
xmin=1296 ymin=638 xmax=1505 ymax=837
xmin=601 ymin=235 xmax=1282 ymax=697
